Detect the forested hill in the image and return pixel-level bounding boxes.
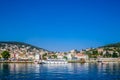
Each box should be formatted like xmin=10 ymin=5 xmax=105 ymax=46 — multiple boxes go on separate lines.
xmin=102 ymin=42 xmax=120 ymax=48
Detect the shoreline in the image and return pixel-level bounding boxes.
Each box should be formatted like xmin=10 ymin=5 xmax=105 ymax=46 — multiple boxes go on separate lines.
xmin=0 ymin=61 xmax=33 ymax=63
xmin=0 ymin=60 xmax=120 ymax=63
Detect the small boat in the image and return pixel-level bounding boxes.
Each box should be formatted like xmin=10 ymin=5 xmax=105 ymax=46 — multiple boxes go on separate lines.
xmin=101 ymin=61 xmax=108 ymax=64
xmin=34 ymin=60 xmax=39 ymax=64
xmin=42 ymin=59 xmax=68 ymax=64
xmin=97 ymin=60 xmax=102 ymax=63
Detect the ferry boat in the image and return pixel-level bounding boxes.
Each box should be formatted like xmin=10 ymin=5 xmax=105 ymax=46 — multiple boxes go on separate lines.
xmin=42 ymin=59 xmax=68 ymax=64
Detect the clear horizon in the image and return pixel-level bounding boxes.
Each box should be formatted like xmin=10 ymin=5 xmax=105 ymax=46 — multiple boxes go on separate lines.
xmin=0 ymin=0 xmax=120 ymax=52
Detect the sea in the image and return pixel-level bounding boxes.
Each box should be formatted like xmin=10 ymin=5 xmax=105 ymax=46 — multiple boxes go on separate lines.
xmin=0 ymin=63 xmax=120 ymax=80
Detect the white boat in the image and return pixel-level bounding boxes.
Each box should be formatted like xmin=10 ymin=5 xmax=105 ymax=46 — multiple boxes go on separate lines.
xmin=42 ymin=59 xmax=68 ymax=64
xmin=101 ymin=61 xmax=108 ymax=64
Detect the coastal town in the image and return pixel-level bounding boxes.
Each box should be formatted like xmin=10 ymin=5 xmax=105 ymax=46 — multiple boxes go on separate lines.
xmin=0 ymin=42 xmax=120 ymax=63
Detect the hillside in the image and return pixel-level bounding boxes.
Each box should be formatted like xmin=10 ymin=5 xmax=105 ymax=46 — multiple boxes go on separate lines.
xmin=0 ymin=41 xmax=48 ymax=52
xmin=102 ymin=42 xmax=120 ymax=48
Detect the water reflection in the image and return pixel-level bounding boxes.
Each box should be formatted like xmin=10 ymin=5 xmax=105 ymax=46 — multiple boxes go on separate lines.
xmin=0 ymin=63 xmax=120 ymax=80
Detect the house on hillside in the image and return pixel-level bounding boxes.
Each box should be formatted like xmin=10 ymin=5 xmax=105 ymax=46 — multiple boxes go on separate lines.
xmin=28 ymin=54 xmax=35 ymax=60
xmin=97 ymin=48 xmax=104 ymax=53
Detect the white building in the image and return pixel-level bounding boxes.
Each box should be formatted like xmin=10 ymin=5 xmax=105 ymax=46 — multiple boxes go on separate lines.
xmin=57 ymin=54 xmax=64 ymax=59
xmin=66 ymin=53 xmax=72 ymax=60
xmin=35 ymin=53 xmax=40 ymax=60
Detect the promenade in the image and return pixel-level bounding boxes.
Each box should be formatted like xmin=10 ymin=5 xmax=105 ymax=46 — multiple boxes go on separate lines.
xmin=0 ymin=61 xmax=33 ymax=63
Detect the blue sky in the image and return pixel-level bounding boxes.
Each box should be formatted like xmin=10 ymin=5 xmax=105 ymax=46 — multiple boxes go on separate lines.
xmin=0 ymin=0 xmax=120 ymax=51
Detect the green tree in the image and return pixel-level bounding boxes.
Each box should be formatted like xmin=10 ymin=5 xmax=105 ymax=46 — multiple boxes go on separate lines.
xmin=93 ymin=50 xmax=98 ymax=55
xmin=104 ymin=51 xmax=111 ymax=58
xmin=52 ymin=54 xmax=57 ymax=59
xmin=112 ymin=52 xmax=118 ymax=58
xmin=63 ymin=56 xmax=67 ymax=60
xmin=64 ymin=52 xmax=67 ymax=55
xmin=42 ymin=53 xmax=47 ymax=60
xmin=85 ymin=51 xmax=92 ymax=58
xmin=1 ymin=51 xmax=10 ymax=60
xmin=89 ymin=49 xmax=99 ymax=58
xmin=116 ymin=48 xmax=120 ymax=57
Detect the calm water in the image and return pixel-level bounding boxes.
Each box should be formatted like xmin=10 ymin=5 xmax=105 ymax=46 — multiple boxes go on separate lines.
xmin=0 ymin=63 xmax=120 ymax=80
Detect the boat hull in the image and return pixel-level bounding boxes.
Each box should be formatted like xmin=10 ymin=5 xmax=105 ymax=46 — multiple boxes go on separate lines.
xmin=42 ymin=60 xmax=68 ymax=64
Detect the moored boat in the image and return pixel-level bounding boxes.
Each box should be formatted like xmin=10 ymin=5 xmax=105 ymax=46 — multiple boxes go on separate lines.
xmin=101 ymin=61 xmax=108 ymax=64
xmin=42 ymin=59 xmax=68 ymax=64
xmin=34 ymin=60 xmax=38 ymax=64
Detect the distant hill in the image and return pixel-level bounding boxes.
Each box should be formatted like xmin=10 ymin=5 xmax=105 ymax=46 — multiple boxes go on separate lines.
xmin=0 ymin=41 xmax=48 ymax=51
xmin=102 ymin=42 xmax=120 ymax=48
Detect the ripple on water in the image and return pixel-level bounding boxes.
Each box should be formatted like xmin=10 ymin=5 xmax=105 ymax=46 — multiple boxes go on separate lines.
xmin=0 ymin=63 xmax=120 ymax=80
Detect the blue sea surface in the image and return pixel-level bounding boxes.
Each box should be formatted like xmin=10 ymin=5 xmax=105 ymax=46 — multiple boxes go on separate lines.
xmin=0 ymin=63 xmax=120 ymax=80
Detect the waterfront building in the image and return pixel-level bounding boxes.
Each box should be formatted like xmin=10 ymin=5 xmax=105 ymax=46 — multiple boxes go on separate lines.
xmin=74 ymin=53 xmax=88 ymax=60
xmin=35 ymin=53 xmax=40 ymax=60
xmin=57 ymin=53 xmax=64 ymax=59
xmin=66 ymin=53 xmax=72 ymax=60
